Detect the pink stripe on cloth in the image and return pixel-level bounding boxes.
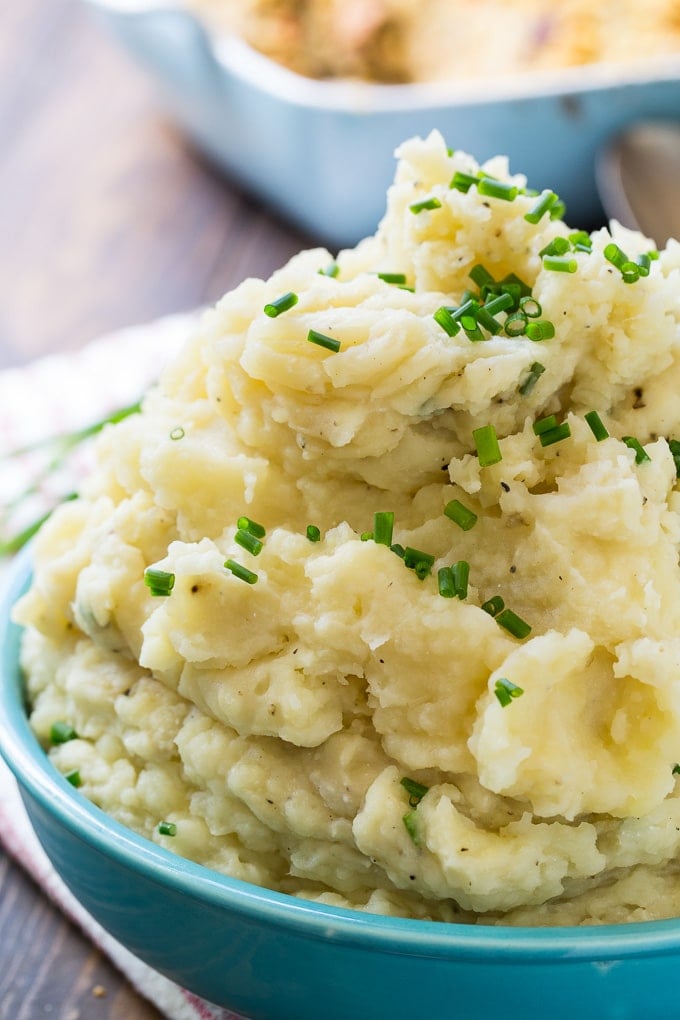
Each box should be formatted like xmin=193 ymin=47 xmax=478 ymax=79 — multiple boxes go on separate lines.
xmin=0 ymin=314 xmax=249 ymax=1020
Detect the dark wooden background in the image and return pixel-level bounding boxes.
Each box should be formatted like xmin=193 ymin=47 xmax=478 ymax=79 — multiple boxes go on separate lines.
xmin=0 ymin=1 xmax=312 ymax=1016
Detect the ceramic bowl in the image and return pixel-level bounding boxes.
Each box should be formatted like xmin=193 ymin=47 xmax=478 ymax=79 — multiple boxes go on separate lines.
xmin=3 ymin=551 xmax=680 ymax=1019
xmin=83 ymin=0 xmax=680 ymax=247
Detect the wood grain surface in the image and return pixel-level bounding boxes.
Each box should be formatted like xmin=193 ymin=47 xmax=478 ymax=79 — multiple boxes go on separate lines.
xmin=0 ymin=0 xmax=312 ymax=1016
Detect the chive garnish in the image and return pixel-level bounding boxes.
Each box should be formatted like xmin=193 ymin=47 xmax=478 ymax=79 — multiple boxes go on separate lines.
xmin=433 ymin=306 xmax=461 ymax=337
xmin=525 ymin=320 xmax=555 ymax=341
xmin=409 ymin=197 xmax=442 ymax=213
xmin=673 ymin=763 xmax=680 ymax=776
xmin=390 ymin=543 xmax=405 ymax=558
xmin=444 ymin=499 xmax=477 ymax=531
xmin=518 ymin=361 xmax=545 ymax=395
xmin=539 ymin=237 xmax=570 ymax=257
xmin=451 ymin=560 xmax=470 ymax=600
xmin=474 ymin=304 xmax=503 ymax=335
xmin=542 ymin=255 xmax=578 ymax=274
xmin=224 ymin=559 xmax=258 ymax=584
xmin=374 ymin=511 xmax=394 ymax=546
xmin=318 ymin=262 xmax=340 ymax=278
xmin=494 ymin=677 xmax=524 ymax=707
xmin=524 ymin=190 xmax=558 ymax=224
xmin=668 ymin=439 xmax=680 ymax=478
xmin=144 ymin=568 xmax=175 ymax=597
xmin=403 ymin=547 xmax=435 ymax=579
xmin=622 ymin=436 xmax=651 ymax=464
xmin=569 ymin=230 xmax=593 ymax=252
xmin=519 ymin=296 xmax=542 ymax=319
xmin=469 ymin=264 xmax=495 ymax=289
xmin=237 ymin=516 xmax=265 ymax=539
xmin=158 ymin=821 xmax=177 ymax=836
xmin=450 ymin=170 xmax=479 ymax=193
xmin=550 ymin=199 xmax=567 ymax=220
xmin=306 ymin=524 xmax=321 ymax=542
xmin=264 ymin=292 xmax=298 ymax=317
xmin=169 ymin=426 xmax=185 ymax=441
xmin=376 ymin=272 xmax=407 ymax=285
xmin=477 ymin=177 xmax=518 ymax=202
xmin=50 ymin=721 xmax=78 ymax=745
xmin=400 ymin=777 xmax=429 ymax=807
xmin=307 ymin=329 xmax=341 ymax=352
xmin=235 ymin=528 xmax=263 ymax=556
xmin=402 ymin=811 xmax=422 ymax=846
xmin=438 ymin=566 xmax=455 ymax=598
xmin=496 ymin=609 xmax=532 ymax=639
xmin=460 ymin=314 xmax=485 ymax=342
xmin=483 ymin=292 xmax=514 ymax=317
xmin=538 ymin=422 xmax=571 ymax=447
xmin=504 ymin=311 xmax=527 ymax=337
xmin=65 ymin=769 xmax=82 ymax=788
xmin=473 ymin=424 xmax=502 ymax=466
xmin=533 ymin=414 xmax=559 ymax=436
xmin=585 ymin=410 xmax=609 ymax=441
xmin=481 ymin=595 xmax=505 ymax=617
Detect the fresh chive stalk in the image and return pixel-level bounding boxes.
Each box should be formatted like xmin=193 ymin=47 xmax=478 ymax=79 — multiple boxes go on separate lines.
xmin=224 ymin=559 xmax=258 ymax=584
xmin=374 ymin=511 xmax=395 ymax=546
xmin=524 ymin=190 xmax=558 ymax=224
xmin=585 ymin=410 xmax=609 ymax=441
xmin=518 ymin=361 xmax=546 ymax=396
xmin=481 ymin=595 xmax=505 ymax=617
xmin=403 ymin=547 xmax=435 ymax=579
xmin=158 ymin=821 xmax=177 ymax=836
xmin=50 ymin=721 xmax=78 ymax=745
xmin=494 ymin=677 xmax=524 ymax=706
xmin=306 ymin=524 xmax=321 ymax=542
xmin=264 ymin=292 xmax=298 ymax=317
xmin=525 ymin=320 xmax=556 ymax=341
xmin=444 ymin=499 xmax=477 ymax=531
xmin=409 ymin=197 xmax=442 ymax=213
xmin=433 ymin=306 xmax=461 ymax=337
xmin=496 ymin=608 xmax=532 ymax=639
xmin=622 ymin=436 xmax=651 ymax=464
xmin=438 ymin=566 xmax=456 ymax=598
xmin=376 ymin=272 xmax=407 ymax=285
xmin=473 ymin=424 xmax=502 ymax=466
xmin=235 ymin=528 xmax=263 ymax=556
xmin=237 ymin=516 xmax=266 ymax=539
xmin=144 ymin=568 xmax=175 ymax=597
xmin=65 ymin=769 xmax=82 ymax=788
xmin=307 ymin=329 xmax=341 ymax=352
xmin=400 ymin=777 xmax=429 ymax=807
xmin=451 ymin=560 xmax=470 ymax=599
xmin=477 ymin=177 xmax=518 ymax=201
xmin=402 ymin=810 xmax=422 ymax=846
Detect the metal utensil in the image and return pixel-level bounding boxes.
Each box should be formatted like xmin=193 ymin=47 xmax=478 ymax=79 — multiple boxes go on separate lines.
xmin=596 ymin=120 xmax=680 ymax=247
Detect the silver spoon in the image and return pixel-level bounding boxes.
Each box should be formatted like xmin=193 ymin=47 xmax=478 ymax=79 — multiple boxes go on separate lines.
xmin=596 ymin=120 xmax=680 ymax=248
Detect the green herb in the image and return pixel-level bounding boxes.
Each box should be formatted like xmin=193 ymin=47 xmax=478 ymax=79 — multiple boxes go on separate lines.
xmin=438 ymin=566 xmax=455 ymax=598
xmin=237 ymin=516 xmax=266 ymax=539
xmin=306 ymin=524 xmax=321 ymax=542
xmin=635 ymin=253 xmax=652 ymax=277
xmin=668 ymin=439 xmax=680 ymax=478
xmin=537 ymin=422 xmax=572 ymax=447
xmin=539 ymin=237 xmax=570 ymax=257
xmin=235 ymin=528 xmax=263 ymax=556
xmin=169 ymin=426 xmax=185 ymax=441
xmin=550 ymin=199 xmax=567 ymax=220
xmin=533 ymin=414 xmax=558 ymax=435
xmin=224 ymin=559 xmax=258 ymax=584
xmin=307 ymin=329 xmax=341 ymax=353
xmin=144 ymin=568 xmax=175 ymax=597
xmin=374 ymin=511 xmax=395 ymax=547
xmin=542 ymin=255 xmax=578 ymax=274
xmin=477 ymin=177 xmax=518 ymax=202
xmin=469 ymin=264 xmax=495 ymax=289
xmin=409 ymin=197 xmax=442 ymax=213
xmin=403 ymin=547 xmax=435 ymax=579
xmin=444 ymin=499 xmax=477 ymax=531
xmin=483 ymin=292 xmax=514 ymax=317
xmin=318 ymin=262 xmax=340 ymax=278
xmin=264 ymin=292 xmax=298 ymax=317
xmin=402 ymin=810 xmax=423 ymax=846
xmin=622 ymin=436 xmax=651 ymax=464
xmin=519 ymin=296 xmax=542 ymax=319
xmin=569 ymin=230 xmax=593 ymax=252
xmin=504 ymin=311 xmax=527 ymax=337
xmin=450 ymin=170 xmax=480 ymax=193
xmin=518 ymin=361 xmax=546 ymax=396
xmin=451 ymin=560 xmax=470 ymax=600
xmin=525 ymin=320 xmax=555 ymax=342
xmin=473 ymin=424 xmax=502 ymax=466
xmin=390 ymin=543 xmax=405 ymax=558
xmin=585 ymin=410 xmax=609 ymax=441
xmin=50 ymin=721 xmax=78 ymax=745
xmin=460 ymin=314 xmax=486 ymax=342
xmin=400 ymin=777 xmax=429 ymax=806
xmin=524 ymin=190 xmax=558 ymax=224
xmin=64 ymin=769 xmax=82 ymax=788
xmin=494 ymin=677 xmax=525 ymax=707
xmin=496 ymin=608 xmax=532 ymax=639
xmin=481 ymin=595 xmax=505 ymax=617
xmin=474 ymin=304 xmax=503 ymax=336
xmin=673 ymin=763 xmax=680 ymax=775
xmin=158 ymin=821 xmax=177 ymax=836
xmin=433 ymin=306 xmax=461 ymax=337
xmin=376 ymin=272 xmax=407 ymax=285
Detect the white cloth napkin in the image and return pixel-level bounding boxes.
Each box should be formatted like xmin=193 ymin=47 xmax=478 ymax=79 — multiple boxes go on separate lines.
xmin=0 ymin=313 xmax=247 ymax=1020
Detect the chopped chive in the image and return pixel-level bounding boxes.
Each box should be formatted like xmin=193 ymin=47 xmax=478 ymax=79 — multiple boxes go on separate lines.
xmin=144 ymin=568 xmax=175 ymax=597
xmin=622 ymin=436 xmax=651 ymax=464
xmin=374 ymin=511 xmax=395 ymax=546
xmin=390 ymin=542 xmax=405 ymax=558
xmin=169 ymin=426 xmax=185 ymax=441
xmin=542 ymin=255 xmax=578 ymax=274
xmin=524 ymin=190 xmax=558 ymax=224
xmin=50 ymin=721 xmax=78 ymax=745
xmin=539 ymin=237 xmax=570 ymax=257
xmin=235 ymin=528 xmax=263 ymax=556
xmin=361 ymin=531 xmax=373 ymax=541
xmin=402 ymin=810 xmax=422 ymax=846
xmin=403 ymin=547 xmax=435 ymax=579
xmin=525 ymin=320 xmax=555 ymax=341
xmin=473 ymin=424 xmax=502 ymax=466
xmin=306 ymin=524 xmax=321 ymax=542
xmin=518 ymin=361 xmax=546 ymax=396
xmin=533 ymin=414 xmax=559 ymax=436
xmin=438 ymin=566 xmax=455 ymax=598
xmin=224 ymin=559 xmax=258 ymax=584
xmin=673 ymin=763 xmax=680 ymax=775
xmin=668 ymin=439 xmax=680 ymax=478
xmin=264 ymin=291 xmax=298 ymax=317
xmin=519 ymin=296 xmax=542 ymax=319
xmin=158 ymin=821 xmax=177 ymax=836
xmin=481 ymin=595 xmax=505 ymax=617
xmin=604 ymin=242 xmax=627 ymax=269
xmin=307 ymin=329 xmax=341 ymax=353
xmin=483 ymin=292 xmax=514 ymax=316
xmin=460 ymin=314 xmax=486 ymax=342
xmin=585 ymin=410 xmax=609 ymax=441
xmin=496 ymin=608 xmax=532 ymax=639
xmin=500 ymin=272 xmax=532 ymax=297
xmin=477 ymin=177 xmax=518 ymax=201
xmin=620 ymin=261 xmax=641 ymax=284
xmin=237 ymin=516 xmax=265 ymax=538
xmin=538 ymin=422 xmax=572 ymax=447
xmin=635 ymin=253 xmax=651 ymax=277
xmin=550 ymin=199 xmax=567 ymax=220
xmin=569 ymin=230 xmax=592 ymax=251
xmin=504 ymin=311 xmax=528 ymax=337
xmin=318 ymin=261 xmax=340 ymax=278
xmin=450 ymin=297 xmax=478 ymax=322
xmin=474 ymin=304 xmax=503 ymax=335
xmin=494 ymin=677 xmax=525 ymax=707
xmin=433 ymin=306 xmax=461 ymax=337
xmin=410 ymin=196 xmax=442 ymax=213
xmin=444 ymin=498 xmax=477 ymax=531
xmin=400 ymin=777 xmax=429 ymax=807
xmin=65 ymin=769 xmax=82 ymax=788
xmin=469 ymin=264 xmax=495 ymax=289
xmin=450 ymin=170 xmax=479 ymax=193
xmin=377 ymin=272 xmax=407 ymax=285
xmin=451 ymin=559 xmax=470 ymax=600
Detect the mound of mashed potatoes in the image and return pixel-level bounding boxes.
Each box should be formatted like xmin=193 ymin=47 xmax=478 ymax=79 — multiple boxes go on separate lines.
xmin=15 ymin=131 xmax=680 ymax=926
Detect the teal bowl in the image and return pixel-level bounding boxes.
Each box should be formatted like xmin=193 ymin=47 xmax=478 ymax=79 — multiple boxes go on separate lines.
xmin=3 ymin=552 xmax=680 ymax=1019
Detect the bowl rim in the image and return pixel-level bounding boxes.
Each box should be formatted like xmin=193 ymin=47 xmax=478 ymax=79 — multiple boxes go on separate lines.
xmin=85 ymin=0 xmax=680 ymax=113
xmin=4 ymin=548 xmax=680 ymax=961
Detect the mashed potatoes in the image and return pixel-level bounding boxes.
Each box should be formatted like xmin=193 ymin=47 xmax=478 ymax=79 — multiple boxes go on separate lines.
xmin=15 ymin=131 xmax=680 ymax=925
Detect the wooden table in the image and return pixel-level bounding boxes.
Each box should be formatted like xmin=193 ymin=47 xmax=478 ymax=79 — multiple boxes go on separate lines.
xmin=0 ymin=1 xmax=311 ymax=1016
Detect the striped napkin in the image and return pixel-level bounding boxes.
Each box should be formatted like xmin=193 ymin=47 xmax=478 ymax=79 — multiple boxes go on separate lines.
xmin=0 ymin=313 xmax=247 ymax=1020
